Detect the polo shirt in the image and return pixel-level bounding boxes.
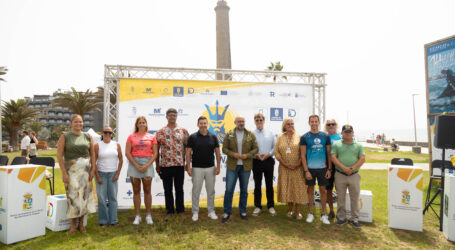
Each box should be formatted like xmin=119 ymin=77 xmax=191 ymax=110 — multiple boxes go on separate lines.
xmin=331 ymin=139 xmax=365 ymax=174
xmin=187 ymin=131 xmax=219 ymax=168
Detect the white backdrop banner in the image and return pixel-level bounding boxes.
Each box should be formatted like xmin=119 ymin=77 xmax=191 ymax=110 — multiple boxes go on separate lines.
xmin=116 ymin=79 xmax=314 ymax=207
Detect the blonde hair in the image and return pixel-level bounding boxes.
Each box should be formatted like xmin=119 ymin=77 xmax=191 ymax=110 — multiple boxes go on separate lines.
xmin=281 ymin=118 xmax=294 ymax=133
xmin=134 ymin=116 xmax=148 ymax=133
xmin=324 ymin=119 xmax=338 ymax=133
xmin=254 ymin=113 xmax=265 ymax=120
xmin=70 ymin=114 xmax=83 ymax=123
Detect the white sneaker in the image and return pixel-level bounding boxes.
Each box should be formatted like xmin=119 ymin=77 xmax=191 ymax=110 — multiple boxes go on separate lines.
xmin=306 ymin=213 xmax=314 ymax=223
xmin=252 ymin=207 xmax=261 ymax=216
xmin=320 ymin=215 xmax=330 ymax=225
xmin=192 ymin=213 xmax=199 ymax=222
xmin=208 ymin=212 xmax=218 ymax=220
xmin=133 ymin=215 xmax=142 ymax=225
xmin=268 ymin=207 xmax=276 ymax=216
xmin=146 ymin=214 xmax=153 ymax=225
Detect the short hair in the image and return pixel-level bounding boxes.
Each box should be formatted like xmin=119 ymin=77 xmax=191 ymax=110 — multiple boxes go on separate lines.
xmin=197 ymin=116 xmax=207 ymax=123
xmin=166 ymin=108 xmax=178 ymax=115
xmin=323 ymin=119 xmax=338 ymax=133
xmin=308 ymin=114 xmax=320 ymax=122
xmin=134 ymin=116 xmax=148 ymax=133
xmin=254 ymin=113 xmax=265 ymax=120
xmin=281 ymin=118 xmax=294 ymax=133
xmin=70 ymin=114 xmax=83 ymax=123
xmin=23 ymin=131 xmax=29 ymax=135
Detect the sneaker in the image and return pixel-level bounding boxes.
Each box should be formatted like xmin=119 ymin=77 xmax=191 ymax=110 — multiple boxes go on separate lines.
xmin=221 ymin=213 xmax=231 ymax=223
xmin=328 ymin=211 xmax=335 ymax=219
xmin=133 ymin=215 xmax=141 ymax=225
xmin=296 ymin=213 xmax=303 ymax=220
xmin=286 ymin=211 xmax=294 ymax=218
xmin=192 ymin=213 xmax=198 ymax=222
xmin=146 ymin=214 xmax=153 ymax=225
xmin=351 ymin=221 xmax=361 ymax=228
xmin=252 ymin=207 xmax=261 ymax=216
xmin=336 ymin=219 xmax=347 ymax=226
xmin=240 ymin=213 xmax=248 ymax=220
xmin=269 ymin=207 xmax=276 ymax=216
xmin=320 ymin=215 xmax=330 ymax=225
xmin=306 ymin=213 xmax=314 ymax=223
xmin=208 ymin=212 xmax=218 ymax=220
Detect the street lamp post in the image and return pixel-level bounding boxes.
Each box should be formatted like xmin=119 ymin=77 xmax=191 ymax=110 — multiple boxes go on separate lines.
xmin=412 ymin=94 xmax=421 ymax=154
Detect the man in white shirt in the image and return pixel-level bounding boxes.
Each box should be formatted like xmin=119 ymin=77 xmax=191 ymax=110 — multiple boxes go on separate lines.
xmin=20 ymin=131 xmax=31 ymax=157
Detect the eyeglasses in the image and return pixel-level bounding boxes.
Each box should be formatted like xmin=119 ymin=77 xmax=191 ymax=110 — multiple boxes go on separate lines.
xmin=103 ymin=131 xmax=113 ymax=134
xmin=255 ymin=119 xmax=264 ymax=122
xmin=326 ymin=123 xmax=337 ymax=126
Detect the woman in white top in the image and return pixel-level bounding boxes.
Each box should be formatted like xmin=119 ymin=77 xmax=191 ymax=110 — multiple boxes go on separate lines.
xmin=94 ymin=126 xmax=123 ymax=226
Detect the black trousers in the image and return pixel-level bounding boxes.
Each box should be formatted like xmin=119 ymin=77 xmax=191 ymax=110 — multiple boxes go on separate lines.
xmin=160 ymin=166 xmax=185 ymax=214
xmin=253 ymin=157 xmax=275 ymax=209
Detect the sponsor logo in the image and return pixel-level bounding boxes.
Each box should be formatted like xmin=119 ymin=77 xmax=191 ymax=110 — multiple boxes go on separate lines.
xmin=149 ymin=108 xmax=165 ymax=117
xmin=295 ymin=93 xmax=305 ymax=98
xmin=202 ymin=100 xmax=236 ymax=145
xmin=155 ymin=192 xmax=164 ymax=197
xmin=288 ymin=109 xmax=296 ymax=117
xmin=314 ymin=138 xmax=321 ymax=145
xmin=160 ymin=88 xmax=170 ymax=95
xmin=401 ymin=190 xmax=410 ymax=205
xmin=188 ymin=88 xmax=195 ymax=94
xmin=201 ymin=89 xmax=214 ymax=95
xmin=131 ymin=86 xmax=135 ymax=93
xmin=132 ymin=106 xmax=137 ymax=116
xmin=47 ymin=202 xmax=54 ymax=218
xmin=269 ymin=91 xmax=275 ymax=97
xmin=127 ymin=190 xmax=133 ymax=197
xmin=270 ymin=108 xmax=283 ymax=121
xmin=173 ymin=87 xmax=184 ymax=97
xmin=23 ymin=193 xmax=33 ymax=210
xmin=143 ymin=88 xmax=155 ymax=94
xmin=220 ymin=90 xmax=228 ymax=95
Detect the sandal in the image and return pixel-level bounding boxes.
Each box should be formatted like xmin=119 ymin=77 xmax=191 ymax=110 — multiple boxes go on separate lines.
xmin=296 ymin=213 xmax=303 ymax=220
xmin=69 ymin=226 xmax=77 ymax=234
xmin=79 ymin=225 xmax=87 ymax=233
xmin=286 ymin=211 xmax=294 ymax=218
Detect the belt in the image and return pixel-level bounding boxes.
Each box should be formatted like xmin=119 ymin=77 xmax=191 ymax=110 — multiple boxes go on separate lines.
xmin=336 ymin=170 xmax=358 ymax=176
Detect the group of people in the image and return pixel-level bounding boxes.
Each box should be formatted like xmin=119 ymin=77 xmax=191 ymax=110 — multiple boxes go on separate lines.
xmin=375 ymin=133 xmax=386 ymax=145
xmin=20 ymin=130 xmax=39 ymax=158
xmin=56 ymin=109 xmax=365 ymax=234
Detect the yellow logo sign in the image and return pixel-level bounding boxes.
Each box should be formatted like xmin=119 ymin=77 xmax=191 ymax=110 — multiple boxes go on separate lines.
xmin=201 ymin=100 xmax=236 ymax=145
xmin=23 ymin=193 xmax=33 ymax=210
xmin=401 ymin=190 xmax=410 ymax=205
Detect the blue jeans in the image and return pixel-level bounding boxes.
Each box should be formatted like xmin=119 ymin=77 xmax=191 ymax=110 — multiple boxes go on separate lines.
xmin=223 ymin=165 xmax=251 ymax=214
xmin=95 ymin=171 xmax=118 ymax=224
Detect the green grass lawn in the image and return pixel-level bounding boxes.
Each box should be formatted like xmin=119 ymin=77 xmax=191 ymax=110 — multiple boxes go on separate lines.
xmin=364 ymin=147 xmax=429 ymax=163
xmin=2 ymin=148 xmax=57 ymax=164
xmin=4 ymin=169 xmax=454 ymax=249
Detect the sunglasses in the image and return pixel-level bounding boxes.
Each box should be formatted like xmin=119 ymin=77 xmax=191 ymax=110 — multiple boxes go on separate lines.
xmin=255 ymin=119 xmax=264 ymax=122
xmin=103 ymin=131 xmax=113 ymax=134
xmin=326 ymin=123 xmax=337 ymax=126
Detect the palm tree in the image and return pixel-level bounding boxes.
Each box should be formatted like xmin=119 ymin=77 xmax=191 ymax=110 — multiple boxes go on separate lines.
xmin=266 ymin=61 xmax=287 ymax=81
xmin=0 ymin=66 xmax=7 ymax=82
xmin=52 ymin=87 xmax=102 ymax=117
xmin=29 ymin=120 xmax=44 ymax=136
xmin=2 ymin=99 xmax=40 ymax=150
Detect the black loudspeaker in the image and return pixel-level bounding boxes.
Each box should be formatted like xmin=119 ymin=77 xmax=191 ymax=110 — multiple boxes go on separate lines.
xmin=434 ymin=115 xmax=455 ymax=149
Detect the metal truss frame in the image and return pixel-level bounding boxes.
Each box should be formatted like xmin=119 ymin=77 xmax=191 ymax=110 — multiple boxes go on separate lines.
xmin=104 ymin=65 xmax=326 ymax=133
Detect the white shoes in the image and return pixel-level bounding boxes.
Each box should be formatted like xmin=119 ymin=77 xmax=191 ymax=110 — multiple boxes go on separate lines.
xmin=133 ymin=215 xmax=142 ymax=225
xmin=268 ymin=207 xmax=276 ymax=216
xmin=320 ymin=214 xmax=330 ymax=225
xmin=208 ymin=212 xmax=218 ymax=220
xmin=146 ymin=214 xmax=153 ymax=225
xmin=252 ymin=207 xmax=261 ymax=216
xmin=192 ymin=213 xmax=199 ymax=222
xmin=306 ymin=213 xmax=314 ymax=223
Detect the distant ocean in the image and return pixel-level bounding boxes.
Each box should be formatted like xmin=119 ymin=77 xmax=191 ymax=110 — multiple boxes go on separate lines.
xmin=355 ymin=128 xmax=428 ymax=142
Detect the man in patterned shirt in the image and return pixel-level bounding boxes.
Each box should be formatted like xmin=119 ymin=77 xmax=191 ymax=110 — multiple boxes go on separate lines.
xmin=156 ymin=108 xmax=189 ymax=220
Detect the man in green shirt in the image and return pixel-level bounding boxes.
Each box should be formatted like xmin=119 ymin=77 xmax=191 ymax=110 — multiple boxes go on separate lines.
xmin=330 ymin=125 xmax=365 ymax=228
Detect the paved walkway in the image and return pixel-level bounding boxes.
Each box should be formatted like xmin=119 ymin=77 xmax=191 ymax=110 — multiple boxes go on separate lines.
xmin=359 ymin=141 xmax=429 ymax=154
